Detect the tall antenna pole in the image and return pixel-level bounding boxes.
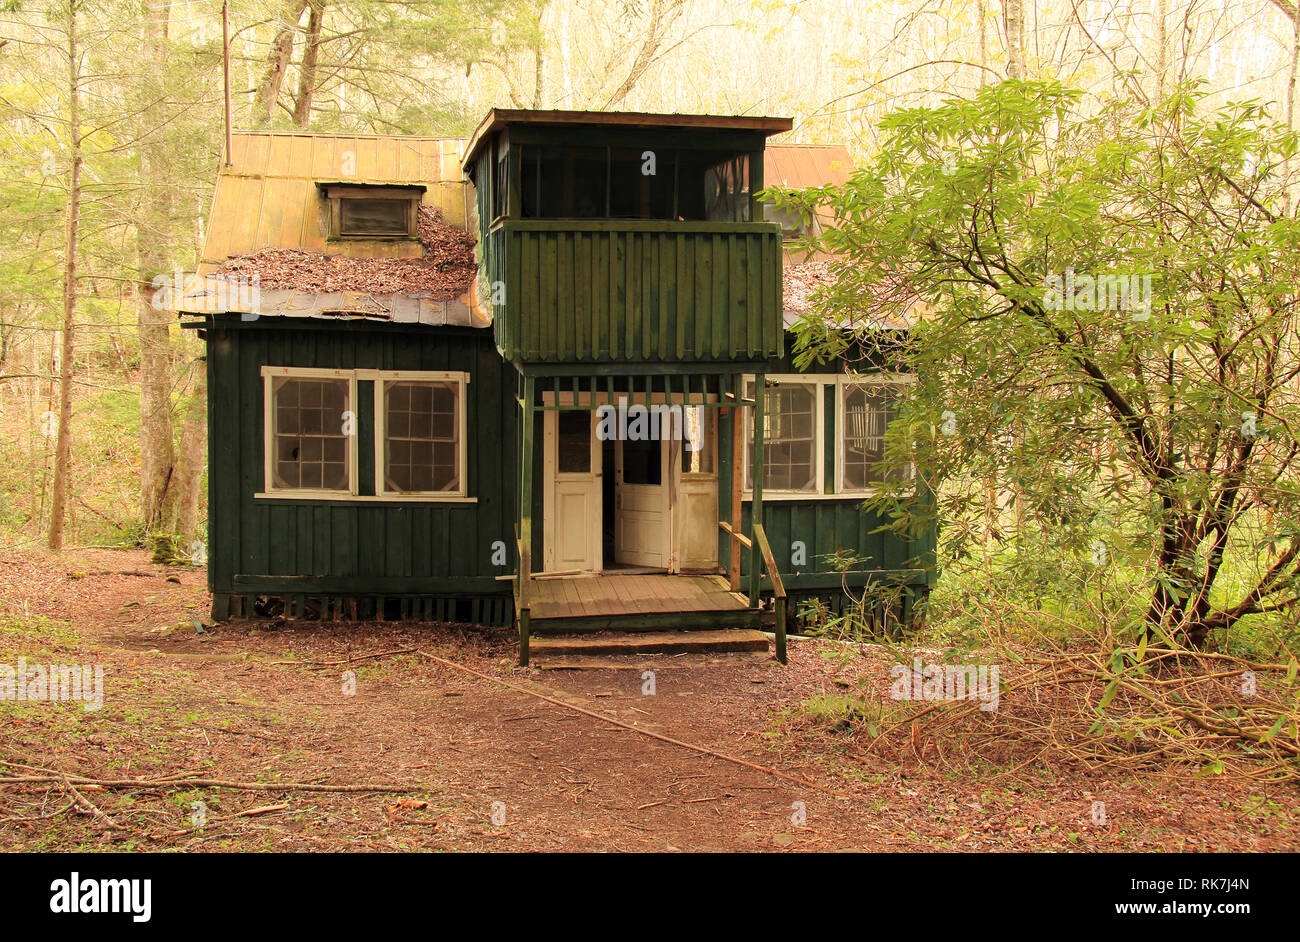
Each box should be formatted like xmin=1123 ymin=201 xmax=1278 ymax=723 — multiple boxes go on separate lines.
xmin=222 ymin=0 xmax=232 ymax=167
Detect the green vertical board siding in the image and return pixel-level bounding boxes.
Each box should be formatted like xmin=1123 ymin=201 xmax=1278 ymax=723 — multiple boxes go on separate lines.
xmin=491 ymin=221 xmax=783 ymax=363
xmin=205 ymin=320 xmax=516 ymax=600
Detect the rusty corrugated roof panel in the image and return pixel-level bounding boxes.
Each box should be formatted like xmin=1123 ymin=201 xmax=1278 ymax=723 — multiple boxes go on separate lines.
xmin=764 ymin=144 xmax=853 ymax=190
xmin=199 ymin=131 xmax=472 ymax=273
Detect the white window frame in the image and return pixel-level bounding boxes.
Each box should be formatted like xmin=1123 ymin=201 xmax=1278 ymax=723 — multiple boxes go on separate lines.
xmin=835 ymin=373 xmax=916 ymax=495
xmin=373 ymin=369 xmax=470 ymax=499
xmin=743 ymin=374 xmax=829 ymax=499
xmin=260 ymin=366 xmax=359 ymax=499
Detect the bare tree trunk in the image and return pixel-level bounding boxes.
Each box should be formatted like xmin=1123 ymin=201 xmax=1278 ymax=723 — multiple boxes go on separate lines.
xmin=978 ymin=0 xmax=989 ymax=84
xmin=1284 ymin=0 xmax=1300 ymax=216
xmin=530 ymin=41 xmax=545 ymax=108
xmin=1002 ymin=0 xmax=1025 ymax=79
xmin=138 ymin=7 xmax=176 ymax=534
xmin=291 ymin=1 xmax=324 ymax=127
xmin=255 ymin=0 xmax=308 ymax=122
xmin=601 ymin=0 xmax=683 ymax=109
xmin=48 ymin=0 xmax=81 ymax=552
xmin=1289 ymin=2 xmax=1300 ymax=133
xmin=1154 ymin=0 xmax=1169 ymax=99
xmin=165 ymin=359 xmax=206 ymax=543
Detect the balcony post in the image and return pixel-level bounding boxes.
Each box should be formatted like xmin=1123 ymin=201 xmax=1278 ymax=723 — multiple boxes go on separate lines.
xmin=729 ymin=374 xmax=744 ymax=591
xmin=749 ymin=370 xmax=765 ymax=606
xmin=518 ymin=373 xmax=535 ymax=666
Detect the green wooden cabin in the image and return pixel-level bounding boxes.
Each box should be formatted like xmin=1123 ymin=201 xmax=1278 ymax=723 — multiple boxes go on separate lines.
xmin=181 ymin=116 xmax=936 ymax=663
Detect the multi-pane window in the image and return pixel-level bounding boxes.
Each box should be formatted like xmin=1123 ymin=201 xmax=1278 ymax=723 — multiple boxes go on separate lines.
xmin=841 ymin=382 xmax=902 ymax=490
xmin=270 ymin=376 xmax=351 ymax=491
xmin=742 ymin=374 xmax=911 ymax=496
xmin=556 ymin=411 xmax=592 ymax=473
xmin=262 ymin=368 xmax=468 ymax=500
xmin=381 ymin=379 xmax=462 ymax=495
xmin=745 ymin=380 xmax=818 ymax=492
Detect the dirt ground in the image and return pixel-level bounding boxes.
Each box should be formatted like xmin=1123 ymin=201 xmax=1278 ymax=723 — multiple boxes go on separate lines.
xmin=0 ymin=547 xmax=1296 ymax=852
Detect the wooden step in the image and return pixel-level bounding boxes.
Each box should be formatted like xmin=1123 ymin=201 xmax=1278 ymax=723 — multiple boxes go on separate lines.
xmin=530 ymin=609 xmax=761 ymax=633
xmin=529 ymin=629 xmax=770 ymax=657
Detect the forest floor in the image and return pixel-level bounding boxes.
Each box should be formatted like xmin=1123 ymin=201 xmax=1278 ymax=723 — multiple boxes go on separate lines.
xmin=0 ymin=547 xmax=1296 ymax=852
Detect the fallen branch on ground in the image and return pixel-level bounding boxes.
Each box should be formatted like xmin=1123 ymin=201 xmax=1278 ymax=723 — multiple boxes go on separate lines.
xmin=0 ymin=760 xmax=411 ymax=794
xmin=269 ymin=647 xmax=418 ymax=667
xmin=413 ymin=649 xmax=834 ymax=794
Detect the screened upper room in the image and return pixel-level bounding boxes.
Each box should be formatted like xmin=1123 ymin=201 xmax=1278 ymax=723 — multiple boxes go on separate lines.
xmin=463 ymin=109 xmax=793 ymax=226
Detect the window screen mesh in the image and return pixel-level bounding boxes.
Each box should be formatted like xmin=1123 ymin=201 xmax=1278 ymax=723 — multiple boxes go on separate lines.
xmin=842 ymin=383 xmax=902 ymax=488
xmin=746 ymin=382 xmax=816 ymax=491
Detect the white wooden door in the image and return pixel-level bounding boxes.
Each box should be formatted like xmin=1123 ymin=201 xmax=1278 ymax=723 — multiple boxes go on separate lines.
xmin=543 ymin=410 xmax=602 ymax=572
xmin=672 ymin=406 xmax=719 ymax=570
xmin=614 ymin=435 xmax=670 ymax=568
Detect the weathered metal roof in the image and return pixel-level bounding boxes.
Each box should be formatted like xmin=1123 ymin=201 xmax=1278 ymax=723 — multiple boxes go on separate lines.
xmin=183 ymin=131 xmax=481 ymax=325
xmin=765 ymin=144 xmax=853 ymax=190
xmin=771 ymin=147 xmax=915 ymax=331
xmin=189 ymin=131 xmax=891 ymax=330
xmin=175 ymin=276 xmax=483 ymax=327
xmin=464 ymin=109 xmax=793 ymax=166
xmin=199 ymin=131 xmax=472 ymax=271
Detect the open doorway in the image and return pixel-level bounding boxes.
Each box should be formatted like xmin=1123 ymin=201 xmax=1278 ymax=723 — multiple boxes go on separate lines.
xmin=543 ymin=400 xmax=720 ymax=575
xmin=609 ymin=435 xmax=670 ymax=569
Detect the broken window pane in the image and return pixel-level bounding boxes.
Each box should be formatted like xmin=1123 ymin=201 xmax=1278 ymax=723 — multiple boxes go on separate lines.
xmin=271 ymin=377 xmax=350 ymax=492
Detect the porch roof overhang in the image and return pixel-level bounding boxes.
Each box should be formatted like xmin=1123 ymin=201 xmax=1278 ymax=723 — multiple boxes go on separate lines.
xmin=514 ymin=368 xmax=761 ymax=411
xmin=464 ymin=108 xmax=793 ymax=168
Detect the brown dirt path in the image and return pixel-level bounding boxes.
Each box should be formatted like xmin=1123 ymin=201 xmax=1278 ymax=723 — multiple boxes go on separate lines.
xmin=0 ymin=547 xmax=1295 ymax=851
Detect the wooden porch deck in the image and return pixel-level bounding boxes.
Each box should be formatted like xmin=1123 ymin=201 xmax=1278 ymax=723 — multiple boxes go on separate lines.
xmin=525 ymin=573 xmax=759 ymax=633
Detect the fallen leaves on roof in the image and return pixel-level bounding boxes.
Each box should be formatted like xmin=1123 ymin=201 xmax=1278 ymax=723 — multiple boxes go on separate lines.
xmin=783 ymin=258 xmax=919 ymax=330
xmin=782 ymin=259 xmax=836 ymax=316
xmin=214 ymin=207 xmax=477 ymax=301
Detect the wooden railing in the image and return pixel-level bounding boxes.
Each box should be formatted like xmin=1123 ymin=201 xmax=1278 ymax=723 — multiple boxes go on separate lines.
xmin=515 ymin=524 xmax=531 ymax=666
xmin=753 ymin=523 xmax=787 ymax=664
xmin=489 ymin=219 xmax=784 ymax=363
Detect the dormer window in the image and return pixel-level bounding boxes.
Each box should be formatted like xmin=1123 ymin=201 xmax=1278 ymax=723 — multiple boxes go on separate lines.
xmin=320 ymin=184 xmax=424 ymax=240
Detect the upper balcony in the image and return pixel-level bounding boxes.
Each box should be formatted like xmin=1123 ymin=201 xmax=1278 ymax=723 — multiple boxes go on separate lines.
xmin=464 ymin=110 xmax=793 ymax=366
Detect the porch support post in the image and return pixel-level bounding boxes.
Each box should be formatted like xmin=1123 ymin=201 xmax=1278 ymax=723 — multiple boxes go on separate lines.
xmin=749 ymin=370 xmax=765 ymax=606
xmin=729 ymin=373 xmax=743 ymax=592
xmin=518 ymin=373 xmax=536 ymax=667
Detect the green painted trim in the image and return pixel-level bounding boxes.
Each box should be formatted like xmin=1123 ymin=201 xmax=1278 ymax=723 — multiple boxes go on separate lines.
xmin=749 ymin=370 xmax=765 ymax=605
xmin=502 ymin=125 xmax=769 ymax=153
xmin=232 ymin=574 xmax=509 ymax=594
xmin=189 ymin=316 xmax=488 ymax=336
xmin=780 ymin=571 xmax=929 ymax=590
xmin=529 ymin=610 xmax=761 ymax=633
xmin=516 ymin=360 xmax=773 ymax=377
xmin=499 ymin=220 xmax=780 ymax=235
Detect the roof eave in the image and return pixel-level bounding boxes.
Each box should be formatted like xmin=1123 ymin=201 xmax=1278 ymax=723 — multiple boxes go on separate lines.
xmin=463 ymin=109 xmax=794 ymax=169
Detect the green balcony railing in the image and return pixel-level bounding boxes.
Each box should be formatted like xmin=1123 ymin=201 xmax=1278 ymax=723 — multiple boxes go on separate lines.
xmin=486 ymin=219 xmax=784 ymax=363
